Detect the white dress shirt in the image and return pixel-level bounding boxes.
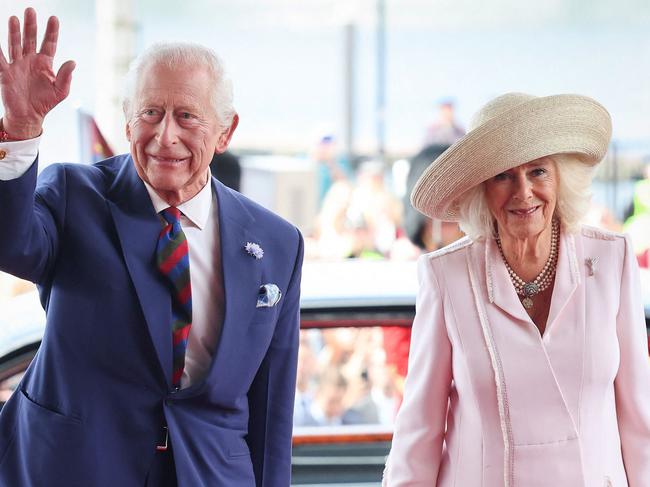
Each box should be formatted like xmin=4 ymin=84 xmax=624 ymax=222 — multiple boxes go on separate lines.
xmin=0 ymin=136 xmax=41 ymax=180
xmin=0 ymin=138 xmax=224 ymax=389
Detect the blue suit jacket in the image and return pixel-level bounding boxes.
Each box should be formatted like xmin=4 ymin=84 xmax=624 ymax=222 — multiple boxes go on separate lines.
xmin=0 ymin=155 xmax=303 ymax=486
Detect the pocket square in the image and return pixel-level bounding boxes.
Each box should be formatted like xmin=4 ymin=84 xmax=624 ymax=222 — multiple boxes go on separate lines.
xmin=256 ymin=284 xmax=282 ymax=308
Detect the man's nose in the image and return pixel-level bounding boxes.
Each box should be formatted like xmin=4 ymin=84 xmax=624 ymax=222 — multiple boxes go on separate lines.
xmin=156 ymin=114 xmax=180 ymax=146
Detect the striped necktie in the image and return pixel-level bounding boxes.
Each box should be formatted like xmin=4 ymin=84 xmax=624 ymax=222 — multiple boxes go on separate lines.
xmin=157 ymin=207 xmax=192 ymax=389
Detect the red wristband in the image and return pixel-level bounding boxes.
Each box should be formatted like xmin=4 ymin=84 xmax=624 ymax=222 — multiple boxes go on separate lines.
xmin=0 ymin=129 xmax=17 ymax=142
xmin=0 ymin=120 xmax=17 ymax=142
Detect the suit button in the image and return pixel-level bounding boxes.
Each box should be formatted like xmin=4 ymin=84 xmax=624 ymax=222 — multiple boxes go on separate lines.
xmin=0 ymin=149 xmax=7 ymax=160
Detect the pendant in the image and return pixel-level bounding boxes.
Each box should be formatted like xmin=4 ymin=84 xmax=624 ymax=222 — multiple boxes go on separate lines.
xmin=522 ymin=282 xmax=539 ymax=297
xmin=522 ymin=297 xmax=534 ymax=309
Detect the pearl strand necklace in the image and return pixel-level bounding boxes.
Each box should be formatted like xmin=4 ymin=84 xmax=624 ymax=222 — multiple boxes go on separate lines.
xmin=496 ymin=219 xmax=559 ymax=309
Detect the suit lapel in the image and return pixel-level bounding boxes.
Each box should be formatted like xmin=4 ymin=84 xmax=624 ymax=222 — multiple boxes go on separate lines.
xmin=106 ymin=156 xmax=172 ymax=389
xmin=106 ymin=167 xmax=265 ymax=395
xmin=201 ymin=180 xmax=263 ymax=391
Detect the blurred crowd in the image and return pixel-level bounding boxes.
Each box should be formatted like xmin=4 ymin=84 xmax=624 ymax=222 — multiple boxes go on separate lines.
xmin=294 ymin=328 xmax=400 ymax=427
xmin=304 ymin=100 xmax=469 ymax=263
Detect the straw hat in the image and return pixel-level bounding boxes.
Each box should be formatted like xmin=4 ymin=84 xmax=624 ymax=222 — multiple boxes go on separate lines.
xmin=410 ymin=93 xmax=612 ymax=221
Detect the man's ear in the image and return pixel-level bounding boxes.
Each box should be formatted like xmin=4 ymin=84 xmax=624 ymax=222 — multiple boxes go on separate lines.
xmin=125 ymin=121 xmax=132 ymax=142
xmin=215 ymin=114 xmax=239 ymax=154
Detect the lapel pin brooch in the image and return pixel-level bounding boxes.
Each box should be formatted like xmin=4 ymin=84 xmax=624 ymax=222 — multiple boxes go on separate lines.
xmin=585 ymin=257 xmax=597 ymax=276
xmin=244 ymin=242 xmax=264 ymax=260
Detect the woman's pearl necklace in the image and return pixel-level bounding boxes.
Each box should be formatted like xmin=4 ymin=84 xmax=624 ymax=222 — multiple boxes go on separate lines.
xmin=496 ymin=219 xmax=559 ymax=309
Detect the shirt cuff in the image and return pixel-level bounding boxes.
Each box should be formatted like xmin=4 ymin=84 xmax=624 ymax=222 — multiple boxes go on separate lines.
xmin=0 ymin=136 xmax=42 ymax=181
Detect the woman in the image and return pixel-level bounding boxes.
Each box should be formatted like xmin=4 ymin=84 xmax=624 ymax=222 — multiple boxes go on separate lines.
xmin=383 ymin=93 xmax=650 ymax=487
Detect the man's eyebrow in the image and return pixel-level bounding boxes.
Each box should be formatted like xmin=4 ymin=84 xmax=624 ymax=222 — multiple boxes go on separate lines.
xmin=174 ymin=102 xmax=203 ymax=112
xmin=136 ymin=99 xmax=163 ymax=107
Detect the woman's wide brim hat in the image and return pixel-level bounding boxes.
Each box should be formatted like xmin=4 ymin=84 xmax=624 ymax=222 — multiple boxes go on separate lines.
xmin=410 ymin=93 xmax=612 ymax=221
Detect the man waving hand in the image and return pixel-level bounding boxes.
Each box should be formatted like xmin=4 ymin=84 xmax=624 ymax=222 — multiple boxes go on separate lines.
xmin=0 ymin=8 xmax=303 ymax=487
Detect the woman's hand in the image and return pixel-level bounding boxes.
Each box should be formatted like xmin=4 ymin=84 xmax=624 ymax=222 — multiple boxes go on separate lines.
xmin=0 ymin=7 xmax=75 ymax=140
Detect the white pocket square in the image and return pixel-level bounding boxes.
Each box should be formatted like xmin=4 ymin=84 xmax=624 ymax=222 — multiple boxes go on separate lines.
xmin=256 ymin=284 xmax=282 ymax=308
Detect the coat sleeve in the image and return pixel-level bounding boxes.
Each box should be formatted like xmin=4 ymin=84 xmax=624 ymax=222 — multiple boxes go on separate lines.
xmin=614 ymin=234 xmax=650 ymax=486
xmin=246 ymin=228 xmax=304 ymax=487
xmin=383 ymin=254 xmax=453 ymax=486
xmin=0 ymin=158 xmax=64 ymax=284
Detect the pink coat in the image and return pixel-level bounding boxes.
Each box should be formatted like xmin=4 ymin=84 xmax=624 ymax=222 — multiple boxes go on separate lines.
xmin=383 ymin=226 xmax=650 ymax=487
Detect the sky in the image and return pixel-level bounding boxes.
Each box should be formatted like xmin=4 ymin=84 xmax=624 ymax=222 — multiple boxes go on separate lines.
xmin=1 ymin=0 xmax=650 ymax=166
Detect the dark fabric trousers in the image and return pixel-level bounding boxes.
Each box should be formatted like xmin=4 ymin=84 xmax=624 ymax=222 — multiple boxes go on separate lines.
xmin=145 ymin=442 xmax=178 ymax=487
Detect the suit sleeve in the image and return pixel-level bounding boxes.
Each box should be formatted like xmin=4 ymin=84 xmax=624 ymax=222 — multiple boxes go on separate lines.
xmin=0 ymin=158 xmax=65 ymax=284
xmin=614 ymin=234 xmax=650 ymax=486
xmin=383 ymin=254 xmax=453 ymax=486
xmin=247 ymin=227 xmax=304 ymax=487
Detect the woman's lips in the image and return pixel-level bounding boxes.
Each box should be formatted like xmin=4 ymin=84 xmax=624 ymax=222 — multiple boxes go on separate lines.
xmin=509 ymin=206 xmax=540 ymax=216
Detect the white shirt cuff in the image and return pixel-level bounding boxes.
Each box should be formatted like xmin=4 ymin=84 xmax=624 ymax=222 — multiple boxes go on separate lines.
xmin=0 ymin=136 xmax=41 ymax=180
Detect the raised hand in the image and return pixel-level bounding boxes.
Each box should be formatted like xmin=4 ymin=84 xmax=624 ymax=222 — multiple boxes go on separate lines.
xmin=0 ymin=8 xmax=75 ymax=140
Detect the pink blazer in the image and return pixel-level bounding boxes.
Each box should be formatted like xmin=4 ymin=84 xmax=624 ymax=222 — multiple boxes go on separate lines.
xmin=383 ymin=226 xmax=650 ymax=487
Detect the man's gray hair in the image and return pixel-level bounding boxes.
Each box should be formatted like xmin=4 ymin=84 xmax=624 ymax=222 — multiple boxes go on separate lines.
xmin=457 ymin=154 xmax=596 ymax=240
xmin=122 ymin=42 xmax=236 ymax=127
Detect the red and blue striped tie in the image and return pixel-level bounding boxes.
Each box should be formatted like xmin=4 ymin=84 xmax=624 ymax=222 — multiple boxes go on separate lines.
xmin=157 ymin=207 xmax=192 ymax=389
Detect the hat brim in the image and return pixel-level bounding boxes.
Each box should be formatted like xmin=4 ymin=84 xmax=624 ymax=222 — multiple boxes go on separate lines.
xmin=410 ymin=94 xmax=612 ymax=221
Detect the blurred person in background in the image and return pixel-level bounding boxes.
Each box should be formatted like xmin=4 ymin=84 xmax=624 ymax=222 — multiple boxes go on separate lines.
xmin=338 ymin=328 xmax=383 ymax=425
xmin=313 ymin=134 xmax=350 ymax=206
xmin=209 ymin=150 xmax=241 ymax=192
xmin=312 ymin=179 xmax=359 ymax=259
xmin=293 ymin=335 xmax=318 ymax=427
xmin=342 ymin=369 xmax=380 ymax=424
xmin=347 ymin=160 xmax=403 ymax=258
xmin=384 ymin=93 xmax=650 ymax=486
xmin=624 ymin=159 xmax=650 ymax=267
xmin=306 ymin=369 xmax=349 ymax=426
xmin=0 ymin=9 xmax=303 ymax=487
xmin=366 ymin=345 xmax=401 ymax=426
xmin=423 ymin=98 xmax=465 ymax=146
xmin=582 ymin=201 xmax=623 ymax=233
xmin=313 ymin=160 xmax=402 ymax=260
xmin=393 ymin=143 xmax=465 ymax=259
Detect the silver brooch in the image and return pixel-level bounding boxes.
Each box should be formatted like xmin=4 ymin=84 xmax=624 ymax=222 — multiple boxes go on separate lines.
xmin=244 ymin=242 xmax=264 ymax=260
xmin=585 ymin=257 xmax=597 ymax=276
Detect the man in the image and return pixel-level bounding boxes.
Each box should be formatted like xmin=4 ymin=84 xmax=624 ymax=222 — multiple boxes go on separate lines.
xmin=0 ymin=8 xmax=303 ymax=487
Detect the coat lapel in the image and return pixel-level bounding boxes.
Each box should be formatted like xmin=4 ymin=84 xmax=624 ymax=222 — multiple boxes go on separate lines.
xmin=198 ymin=180 xmax=263 ymax=392
xmin=484 ymin=237 xmax=532 ymax=325
xmin=546 ymin=231 xmax=580 ymax=335
xmin=106 ymin=156 xmax=173 ymax=389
